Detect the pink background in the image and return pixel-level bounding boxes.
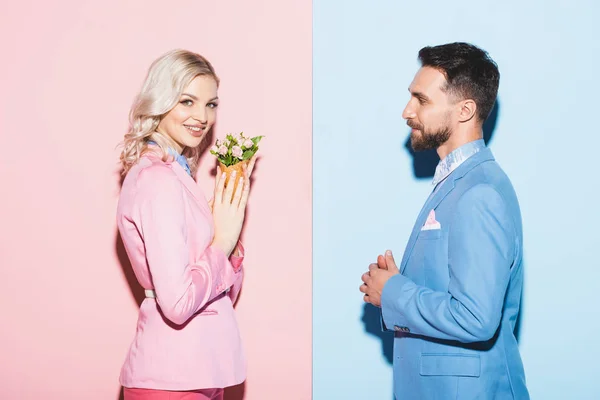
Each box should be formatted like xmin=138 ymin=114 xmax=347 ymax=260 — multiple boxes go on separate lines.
xmin=0 ymin=1 xmax=311 ymax=399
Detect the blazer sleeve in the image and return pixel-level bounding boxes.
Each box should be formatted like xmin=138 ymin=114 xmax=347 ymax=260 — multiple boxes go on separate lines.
xmin=381 ymin=184 xmax=516 ymax=343
xmin=227 ymin=241 xmax=245 ymax=304
xmin=136 ymin=165 xmax=242 ymax=325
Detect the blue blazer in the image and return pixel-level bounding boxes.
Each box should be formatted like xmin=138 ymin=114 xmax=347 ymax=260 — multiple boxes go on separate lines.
xmin=381 ymin=147 xmax=529 ymax=399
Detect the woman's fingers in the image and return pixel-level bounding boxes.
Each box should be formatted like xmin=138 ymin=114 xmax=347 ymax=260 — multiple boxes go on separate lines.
xmin=214 ymin=161 xmax=254 ymax=211
xmin=214 ymin=171 xmax=226 ymax=204
xmin=232 ymin=177 xmax=244 ymax=207
xmin=239 ymin=167 xmax=251 ymax=209
xmin=233 ymin=164 xmax=249 ymax=208
xmin=223 ymin=171 xmax=236 ymax=204
xmin=247 ymin=155 xmax=257 ymax=177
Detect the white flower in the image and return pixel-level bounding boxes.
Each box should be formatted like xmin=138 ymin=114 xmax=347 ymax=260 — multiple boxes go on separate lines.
xmin=232 ymin=146 xmax=243 ymax=159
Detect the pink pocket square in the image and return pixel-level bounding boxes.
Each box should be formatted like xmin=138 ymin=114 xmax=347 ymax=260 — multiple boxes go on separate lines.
xmin=421 ymin=209 xmax=441 ymax=231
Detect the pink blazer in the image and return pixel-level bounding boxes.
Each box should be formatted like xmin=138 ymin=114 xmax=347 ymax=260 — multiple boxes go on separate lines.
xmin=117 ymin=152 xmax=245 ymax=391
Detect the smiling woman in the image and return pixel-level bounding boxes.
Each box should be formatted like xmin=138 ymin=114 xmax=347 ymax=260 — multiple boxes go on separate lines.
xmin=0 ymin=2 xmax=312 ymax=399
xmin=116 ymin=49 xmax=256 ymax=400
xmin=120 ymin=50 xmax=222 ymax=176
xmin=154 ymin=76 xmax=220 ymax=153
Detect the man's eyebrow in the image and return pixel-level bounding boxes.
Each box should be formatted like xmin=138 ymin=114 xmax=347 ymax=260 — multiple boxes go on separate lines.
xmin=409 ymin=88 xmax=429 ymax=101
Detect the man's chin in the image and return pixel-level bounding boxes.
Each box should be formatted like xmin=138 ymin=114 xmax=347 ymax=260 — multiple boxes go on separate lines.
xmin=410 ymin=138 xmax=435 ymax=152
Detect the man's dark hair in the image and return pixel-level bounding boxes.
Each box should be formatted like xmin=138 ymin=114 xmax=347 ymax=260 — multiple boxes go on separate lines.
xmin=418 ymin=42 xmax=499 ymax=122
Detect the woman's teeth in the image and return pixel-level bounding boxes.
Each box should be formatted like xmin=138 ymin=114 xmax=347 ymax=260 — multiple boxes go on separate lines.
xmin=185 ymin=125 xmax=202 ymax=132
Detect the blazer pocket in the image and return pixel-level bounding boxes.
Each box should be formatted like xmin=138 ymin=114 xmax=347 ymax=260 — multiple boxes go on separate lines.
xmin=420 ymin=353 xmax=481 ymax=377
xmin=418 ymin=228 xmax=442 ymax=240
xmin=198 ymin=309 xmax=218 ymax=316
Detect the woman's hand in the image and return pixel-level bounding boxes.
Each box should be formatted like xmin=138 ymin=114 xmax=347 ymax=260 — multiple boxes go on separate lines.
xmin=208 ymin=157 xmax=256 ymax=211
xmin=210 ymin=157 xmax=256 ymax=256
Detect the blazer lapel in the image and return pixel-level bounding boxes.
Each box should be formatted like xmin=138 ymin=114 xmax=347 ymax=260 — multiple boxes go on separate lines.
xmin=146 ymin=152 xmax=212 ymax=216
xmin=399 ymin=148 xmax=495 ymax=274
xmin=399 ymin=178 xmax=455 ymax=273
xmin=169 ymin=162 xmax=212 ymax=216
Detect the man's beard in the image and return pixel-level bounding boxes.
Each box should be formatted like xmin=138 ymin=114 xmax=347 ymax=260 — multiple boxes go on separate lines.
xmin=408 ymin=120 xmax=452 ymax=152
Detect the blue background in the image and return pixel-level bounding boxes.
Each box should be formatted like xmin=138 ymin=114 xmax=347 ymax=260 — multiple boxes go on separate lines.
xmin=313 ymin=1 xmax=600 ymax=398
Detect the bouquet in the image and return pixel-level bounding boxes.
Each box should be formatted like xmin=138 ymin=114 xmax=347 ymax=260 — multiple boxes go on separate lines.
xmin=210 ymin=132 xmax=263 ymax=193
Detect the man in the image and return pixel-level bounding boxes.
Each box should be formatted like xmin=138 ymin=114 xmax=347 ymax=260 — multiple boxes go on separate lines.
xmin=360 ymin=42 xmax=529 ymax=399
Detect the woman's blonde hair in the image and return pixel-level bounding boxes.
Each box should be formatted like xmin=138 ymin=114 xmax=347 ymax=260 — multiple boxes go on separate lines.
xmin=119 ymin=49 xmax=219 ymax=175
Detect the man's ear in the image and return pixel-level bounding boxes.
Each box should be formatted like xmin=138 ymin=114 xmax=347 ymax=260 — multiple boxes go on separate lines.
xmin=458 ymin=99 xmax=477 ymax=123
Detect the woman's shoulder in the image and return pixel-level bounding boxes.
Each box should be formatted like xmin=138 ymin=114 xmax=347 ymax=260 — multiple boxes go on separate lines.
xmin=134 ymin=155 xmax=181 ymax=190
xmin=118 ymin=155 xmax=183 ymax=218
xmin=120 ymin=153 xmax=178 ymax=194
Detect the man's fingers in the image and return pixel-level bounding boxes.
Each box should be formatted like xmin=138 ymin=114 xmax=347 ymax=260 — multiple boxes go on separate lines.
xmin=377 ymin=254 xmax=388 ymax=270
xmin=385 ymin=250 xmax=399 ymax=272
xmin=369 ymin=264 xmax=379 ymax=278
xmin=361 ymin=272 xmax=371 ymax=284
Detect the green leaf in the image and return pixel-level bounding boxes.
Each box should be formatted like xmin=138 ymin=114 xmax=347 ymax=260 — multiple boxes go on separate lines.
xmin=251 ymin=135 xmax=264 ymax=145
xmin=242 ymin=149 xmax=255 ymax=160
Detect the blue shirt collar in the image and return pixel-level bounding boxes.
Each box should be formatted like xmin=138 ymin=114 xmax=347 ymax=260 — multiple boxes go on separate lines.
xmin=147 ymin=140 xmax=192 ymax=176
xmin=432 ymin=139 xmax=485 ymax=186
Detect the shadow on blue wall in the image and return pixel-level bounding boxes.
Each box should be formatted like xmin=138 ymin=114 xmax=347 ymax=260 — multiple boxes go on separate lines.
xmin=360 ymin=100 xmax=526 ymax=369
xmin=362 ymin=303 xmax=394 ymax=364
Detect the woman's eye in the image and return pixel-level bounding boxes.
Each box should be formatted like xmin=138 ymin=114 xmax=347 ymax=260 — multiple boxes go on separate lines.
xmin=181 ymin=99 xmax=193 ymax=106
xmin=207 ymin=102 xmax=219 ymax=109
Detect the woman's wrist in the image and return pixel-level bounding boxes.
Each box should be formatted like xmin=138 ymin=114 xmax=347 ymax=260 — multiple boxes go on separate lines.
xmin=212 ymin=238 xmax=234 ymax=258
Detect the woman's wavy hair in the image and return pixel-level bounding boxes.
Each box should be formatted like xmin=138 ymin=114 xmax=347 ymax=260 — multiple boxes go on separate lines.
xmin=119 ymin=49 xmax=219 ymax=175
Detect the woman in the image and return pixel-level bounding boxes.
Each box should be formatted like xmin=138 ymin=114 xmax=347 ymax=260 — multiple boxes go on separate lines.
xmin=117 ymin=49 xmax=254 ymax=400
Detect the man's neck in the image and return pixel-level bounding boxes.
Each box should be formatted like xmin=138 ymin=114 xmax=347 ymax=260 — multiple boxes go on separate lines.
xmin=437 ymin=129 xmax=483 ymax=160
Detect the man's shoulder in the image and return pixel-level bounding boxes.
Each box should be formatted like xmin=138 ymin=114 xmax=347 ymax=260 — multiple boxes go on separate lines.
xmin=457 ymin=158 xmax=517 ymax=196
xmin=450 ymin=161 xmax=521 ymax=227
